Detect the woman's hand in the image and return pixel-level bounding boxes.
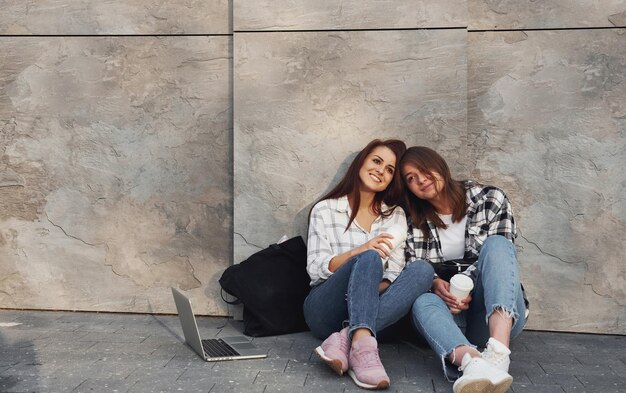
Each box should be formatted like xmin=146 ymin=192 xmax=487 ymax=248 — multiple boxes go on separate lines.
xmin=357 ymin=233 xmax=394 ymax=259
xmin=432 ymin=278 xmax=472 ymax=314
xmin=328 ymin=233 xmax=393 ymax=272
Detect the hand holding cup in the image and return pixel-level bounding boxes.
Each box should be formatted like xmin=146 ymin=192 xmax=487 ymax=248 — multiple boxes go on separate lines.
xmin=381 ymin=224 xmax=407 ymax=254
xmin=448 ymin=274 xmax=474 ymax=312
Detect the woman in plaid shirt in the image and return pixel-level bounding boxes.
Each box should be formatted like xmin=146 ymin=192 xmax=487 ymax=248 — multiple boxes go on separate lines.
xmin=400 ymin=146 xmax=527 ymax=393
xmin=303 ymin=139 xmax=434 ymax=390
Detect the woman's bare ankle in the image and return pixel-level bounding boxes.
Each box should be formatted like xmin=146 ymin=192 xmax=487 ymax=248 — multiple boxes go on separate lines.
xmin=448 ymin=345 xmax=480 ymax=366
xmin=351 ymin=328 xmax=373 ymax=345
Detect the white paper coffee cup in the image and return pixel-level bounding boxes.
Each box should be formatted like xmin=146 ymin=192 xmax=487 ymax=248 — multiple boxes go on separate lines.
xmin=382 ymin=224 xmax=406 ymax=253
xmin=449 ymin=274 xmax=474 ymax=312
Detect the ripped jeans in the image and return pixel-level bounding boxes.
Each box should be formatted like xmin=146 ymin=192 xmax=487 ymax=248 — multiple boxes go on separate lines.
xmin=410 ymin=235 xmax=526 ymax=380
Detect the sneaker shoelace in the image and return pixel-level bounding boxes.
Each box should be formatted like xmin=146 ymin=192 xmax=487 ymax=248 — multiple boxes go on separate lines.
xmin=329 ymin=332 xmax=349 ymax=350
xmin=333 ymin=333 xmax=349 ymax=354
xmin=458 ymin=358 xmax=473 ymax=372
xmin=482 ymin=345 xmax=507 ymax=367
xmin=458 ymin=354 xmax=483 ymax=372
xmin=353 ymin=347 xmax=382 ymax=369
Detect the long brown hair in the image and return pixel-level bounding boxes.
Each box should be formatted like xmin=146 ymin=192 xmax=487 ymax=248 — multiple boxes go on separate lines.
xmin=399 ymin=146 xmax=467 ymax=236
xmin=317 ymin=139 xmax=407 ymax=230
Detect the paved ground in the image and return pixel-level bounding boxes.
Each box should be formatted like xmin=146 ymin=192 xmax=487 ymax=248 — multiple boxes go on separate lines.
xmin=0 ymin=309 xmax=624 ymax=393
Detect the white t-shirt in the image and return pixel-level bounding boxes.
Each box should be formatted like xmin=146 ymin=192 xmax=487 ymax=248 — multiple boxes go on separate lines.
xmin=437 ymin=214 xmax=467 ymax=261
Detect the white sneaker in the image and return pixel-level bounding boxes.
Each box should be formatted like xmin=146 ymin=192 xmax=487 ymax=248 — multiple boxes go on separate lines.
xmin=453 ymin=353 xmax=513 ymax=393
xmin=482 ymin=337 xmax=511 ymax=372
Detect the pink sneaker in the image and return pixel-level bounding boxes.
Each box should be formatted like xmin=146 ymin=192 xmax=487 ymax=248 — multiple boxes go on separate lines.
xmin=348 ymin=336 xmax=390 ymax=390
xmin=315 ymin=327 xmax=350 ymax=375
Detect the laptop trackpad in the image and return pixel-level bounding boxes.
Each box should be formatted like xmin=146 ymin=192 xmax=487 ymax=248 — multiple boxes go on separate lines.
xmin=231 ymin=343 xmax=256 ymax=350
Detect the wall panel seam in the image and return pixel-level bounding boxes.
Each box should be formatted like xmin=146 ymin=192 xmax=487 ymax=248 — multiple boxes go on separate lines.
xmin=234 ymin=27 xmax=467 ymax=33
xmin=0 ymin=34 xmax=233 ymax=37
xmin=469 ymin=26 xmax=625 ymax=33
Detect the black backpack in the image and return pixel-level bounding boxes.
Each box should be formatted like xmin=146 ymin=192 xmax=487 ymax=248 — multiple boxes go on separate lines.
xmin=219 ymin=236 xmax=311 ymax=336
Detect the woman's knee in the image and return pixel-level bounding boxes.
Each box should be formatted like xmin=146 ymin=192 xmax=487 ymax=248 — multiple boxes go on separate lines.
xmin=406 ymin=259 xmax=435 ymax=277
xmin=412 ymin=292 xmax=445 ymax=314
xmin=401 ymin=260 xmax=435 ymax=292
xmin=358 ymin=249 xmax=383 ymax=262
xmin=482 ymin=234 xmax=514 ymax=251
xmin=353 ymin=249 xmax=384 ymax=273
xmin=479 ymin=235 xmax=517 ymax=271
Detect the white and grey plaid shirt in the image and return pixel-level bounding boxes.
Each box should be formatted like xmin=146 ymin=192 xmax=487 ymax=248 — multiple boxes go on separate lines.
xmin=306 ymin=196 xmax=408 ymax=286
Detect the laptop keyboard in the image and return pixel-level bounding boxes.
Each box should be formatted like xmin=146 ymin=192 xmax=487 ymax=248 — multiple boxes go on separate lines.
xmin=201 ymin=339 xmax=239 ymax=357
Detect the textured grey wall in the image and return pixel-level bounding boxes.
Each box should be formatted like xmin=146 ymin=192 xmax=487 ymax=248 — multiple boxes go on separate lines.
xmin=233 ymin=29 xmax=467 ymax=262
xmin=468 ymin=29 xmax=626 ymax=333
xmin=0 ymin=1 xmax=624 ymax=333
xmin=0 ymin=0 xmax=230 ymax=34
xmin=233 ymin=2 xmax=626 ymax=334
xmin=469 ymin=0 xmax=626 ymax=29
xmin=234 ymin=0 xmax=466 ymax=30
xmin=0 ymin=2 xmax=231 ymax=315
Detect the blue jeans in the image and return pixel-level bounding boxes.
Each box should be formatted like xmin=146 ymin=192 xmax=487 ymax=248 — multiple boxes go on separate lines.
xmin=410 ymin=236 xmax=526 ymax=379
xmin=303 ymin=250 xmax=434 ymax=339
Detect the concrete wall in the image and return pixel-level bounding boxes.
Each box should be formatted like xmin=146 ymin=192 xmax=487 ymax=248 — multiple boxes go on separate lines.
xmin=1 ymin=1 xmax=625 ymax=333
xmin=466 ymin=1 xmax=626 ymax=333
xmin=468 ymin=29 xmax=625 ymax=333
xmin=233 ymin=28 xmax=468 ymax=261
xmin=233 ymin=1 xmax=626 ymax=334
xmin=0 ymin=1 xmax=231 ymax=315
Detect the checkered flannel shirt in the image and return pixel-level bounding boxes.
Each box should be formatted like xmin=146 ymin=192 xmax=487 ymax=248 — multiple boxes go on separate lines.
xmin=306 ymin=195 xmax=408 ymax=286
xmin=405 ymin=181 xmax=529 ymax=310
xmin=405 ymin=181 xmax=516 ymax=265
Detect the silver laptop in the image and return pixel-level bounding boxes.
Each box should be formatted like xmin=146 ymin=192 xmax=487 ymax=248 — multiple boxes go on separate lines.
xmin=171 ymin=288 xmax=267 ymax=362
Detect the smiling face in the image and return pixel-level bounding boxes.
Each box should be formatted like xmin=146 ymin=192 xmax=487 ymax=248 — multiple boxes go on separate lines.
xmin=402 ymin=164 xmax=445 ymax=202
xmin=358 ymin=146 xmax=397 ymax=194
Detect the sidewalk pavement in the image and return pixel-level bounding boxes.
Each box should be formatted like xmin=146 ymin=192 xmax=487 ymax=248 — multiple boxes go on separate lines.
xmin=0 ymin=309 xmax=624 ymax=393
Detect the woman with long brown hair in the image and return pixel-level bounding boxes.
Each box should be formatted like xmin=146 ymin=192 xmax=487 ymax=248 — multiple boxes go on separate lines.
xmin=400 ymin=146 xmax=528 ymax=393
xmin=304 ymin=139 xmax=433 ymax=390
